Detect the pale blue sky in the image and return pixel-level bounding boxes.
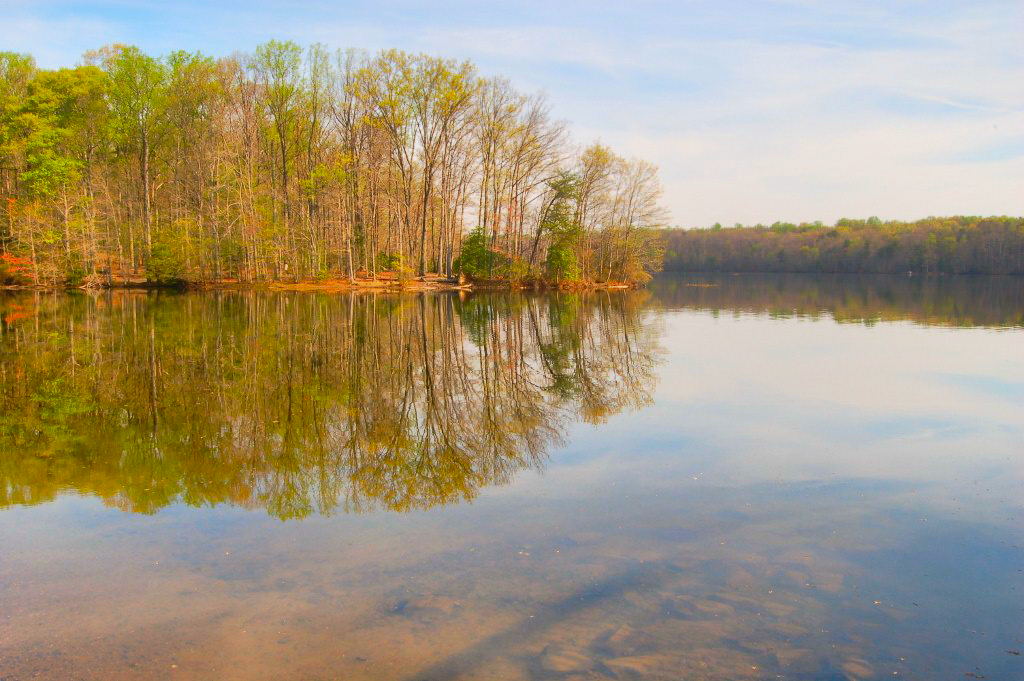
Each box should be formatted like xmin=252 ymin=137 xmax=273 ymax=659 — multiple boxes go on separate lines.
xmin=6 ymin=0 xmax=1022 ymax=225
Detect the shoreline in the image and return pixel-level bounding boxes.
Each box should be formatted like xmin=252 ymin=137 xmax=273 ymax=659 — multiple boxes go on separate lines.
xmin=1 ymin=276 xmax=642 ymax=293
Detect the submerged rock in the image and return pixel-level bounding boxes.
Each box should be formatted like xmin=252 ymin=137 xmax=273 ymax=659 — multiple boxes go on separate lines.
xmin=840 ymin=658 xmax=874 ymax=679
xmin=538 ymin=644 xmax=594 ymax=673
xmin=389 ymin=595 xmax=462 ymax=619
xmin=603 ymin=654 xmax=678 ymax=678
xmin=603 ymin=624 xmax=654 ymax=657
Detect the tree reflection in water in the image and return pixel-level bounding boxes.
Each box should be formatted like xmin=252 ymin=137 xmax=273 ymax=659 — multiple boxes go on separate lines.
xmin=0 ymin=290 xmax=661 ymax=518
xmin=651 ymin=272 xmax=1024 ymax=328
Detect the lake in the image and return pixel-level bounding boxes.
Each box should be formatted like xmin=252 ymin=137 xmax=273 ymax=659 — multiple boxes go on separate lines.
xmin=1 ymin=275 xmax=1022 ymax=681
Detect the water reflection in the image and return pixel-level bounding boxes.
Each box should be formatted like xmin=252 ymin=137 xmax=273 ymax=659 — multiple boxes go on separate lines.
xmin=1 ymin=279 xmax=1022 ymax=681
xmin=0 ymin=291 xmax=660 ymax=517
xmin=651 ymin=273 xmax=1024 ymax=327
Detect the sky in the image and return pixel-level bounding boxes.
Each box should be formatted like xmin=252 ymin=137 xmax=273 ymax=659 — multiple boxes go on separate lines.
xmin=5 ymin=0 xmax=1022 ymax=227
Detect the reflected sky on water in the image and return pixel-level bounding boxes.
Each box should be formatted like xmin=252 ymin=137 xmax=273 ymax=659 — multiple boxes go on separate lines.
xmin=1 ymin=275 xmax=1022 ymax=681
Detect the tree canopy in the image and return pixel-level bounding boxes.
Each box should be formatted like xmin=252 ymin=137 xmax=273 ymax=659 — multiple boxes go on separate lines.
xmin=0 ymin=44 xmax=666 ymax=287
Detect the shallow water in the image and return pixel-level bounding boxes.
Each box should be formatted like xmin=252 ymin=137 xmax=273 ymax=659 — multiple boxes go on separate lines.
xmin=1 ymin=275 xmax=1022 ymax=681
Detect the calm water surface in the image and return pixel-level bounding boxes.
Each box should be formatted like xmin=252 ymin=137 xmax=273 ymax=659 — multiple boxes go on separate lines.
xmin=1 ymin=275 xmax=1022 ymax=681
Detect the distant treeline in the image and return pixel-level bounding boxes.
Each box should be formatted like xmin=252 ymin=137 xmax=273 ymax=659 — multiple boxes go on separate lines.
xmin=663 ymin=217 xmax=1024 ymax=275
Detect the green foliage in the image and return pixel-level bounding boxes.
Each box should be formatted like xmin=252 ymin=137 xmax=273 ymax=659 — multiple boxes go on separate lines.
xmin=14 ymin=66 xmax=106 ymax=199
xmin=376 ymin=251 xmax=403 ymax=271
xmin=0 ymin=52 xmax=36 ymax=162
xmin=249 ymin=39 xmax=303 ymax=183
xmin=147 ymin=239 xmax=186 ymax=284
xmin=545 ymin=240 xmax=580 ymax=281
xmin=65 ymin=265 xmax=87 ymax=287
xmin=21 ymin=138 xmax=81 ymax=198
xmin=217 ymin=238 xmax=246 ymax=272
xmin=0 ymin=52 xmax=36 ymax=99
xmin=100 ymin=45 xmax=169 ymax=148
xmin=502 ymin=258 xmax=531 ymax=283
xmin=543 ymin=182 xmax=582 ymax=282
xmin=455 ymin=226 xmax=510 ymax=278
xmin=303 ymin=161 xmax=351 ymax=199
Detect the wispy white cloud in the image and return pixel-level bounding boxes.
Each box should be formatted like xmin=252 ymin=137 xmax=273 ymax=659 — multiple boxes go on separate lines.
xmin=4 ymin=0 xmax=1022 ymax=224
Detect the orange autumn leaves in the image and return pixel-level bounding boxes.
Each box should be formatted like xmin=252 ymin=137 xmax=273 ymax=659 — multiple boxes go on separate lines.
xmin=1 ymin=250 xmax=35 ymax=325
xmin=1 ymin=252 xmax=32 ymax=284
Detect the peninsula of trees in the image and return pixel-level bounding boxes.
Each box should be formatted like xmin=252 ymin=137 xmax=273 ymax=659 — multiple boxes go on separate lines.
xmin=663 ymin=216 xmax=1024 ymax=275
xmin=0 ymin=44 xmax=666 ymax=289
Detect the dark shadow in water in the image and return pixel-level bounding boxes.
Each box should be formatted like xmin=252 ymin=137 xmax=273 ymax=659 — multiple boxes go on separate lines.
xmin=407 ymin=559 xmax=683 ymax=681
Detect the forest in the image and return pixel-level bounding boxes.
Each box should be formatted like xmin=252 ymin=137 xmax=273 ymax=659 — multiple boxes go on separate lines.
xmin=663 ymin=216 xmax=1024 ymax=275
xmin=0 ymin=44 xmax=666 ymax=288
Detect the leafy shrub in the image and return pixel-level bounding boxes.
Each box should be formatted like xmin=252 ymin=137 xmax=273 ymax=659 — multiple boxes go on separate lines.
xmin=454 ymin=227 xmax=518 ymax=278
xmin=147 ymin=241 xmax=186 ymax=284
xmin=376 ymin=251 xmax=406 ymax=273
xmin=544 ymin=240 xmax=580 ymax=282
xmin=65 ymin=265 xmax=87 ymax=287
xmin=0 ymin=253 xmax=32 ymax=284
